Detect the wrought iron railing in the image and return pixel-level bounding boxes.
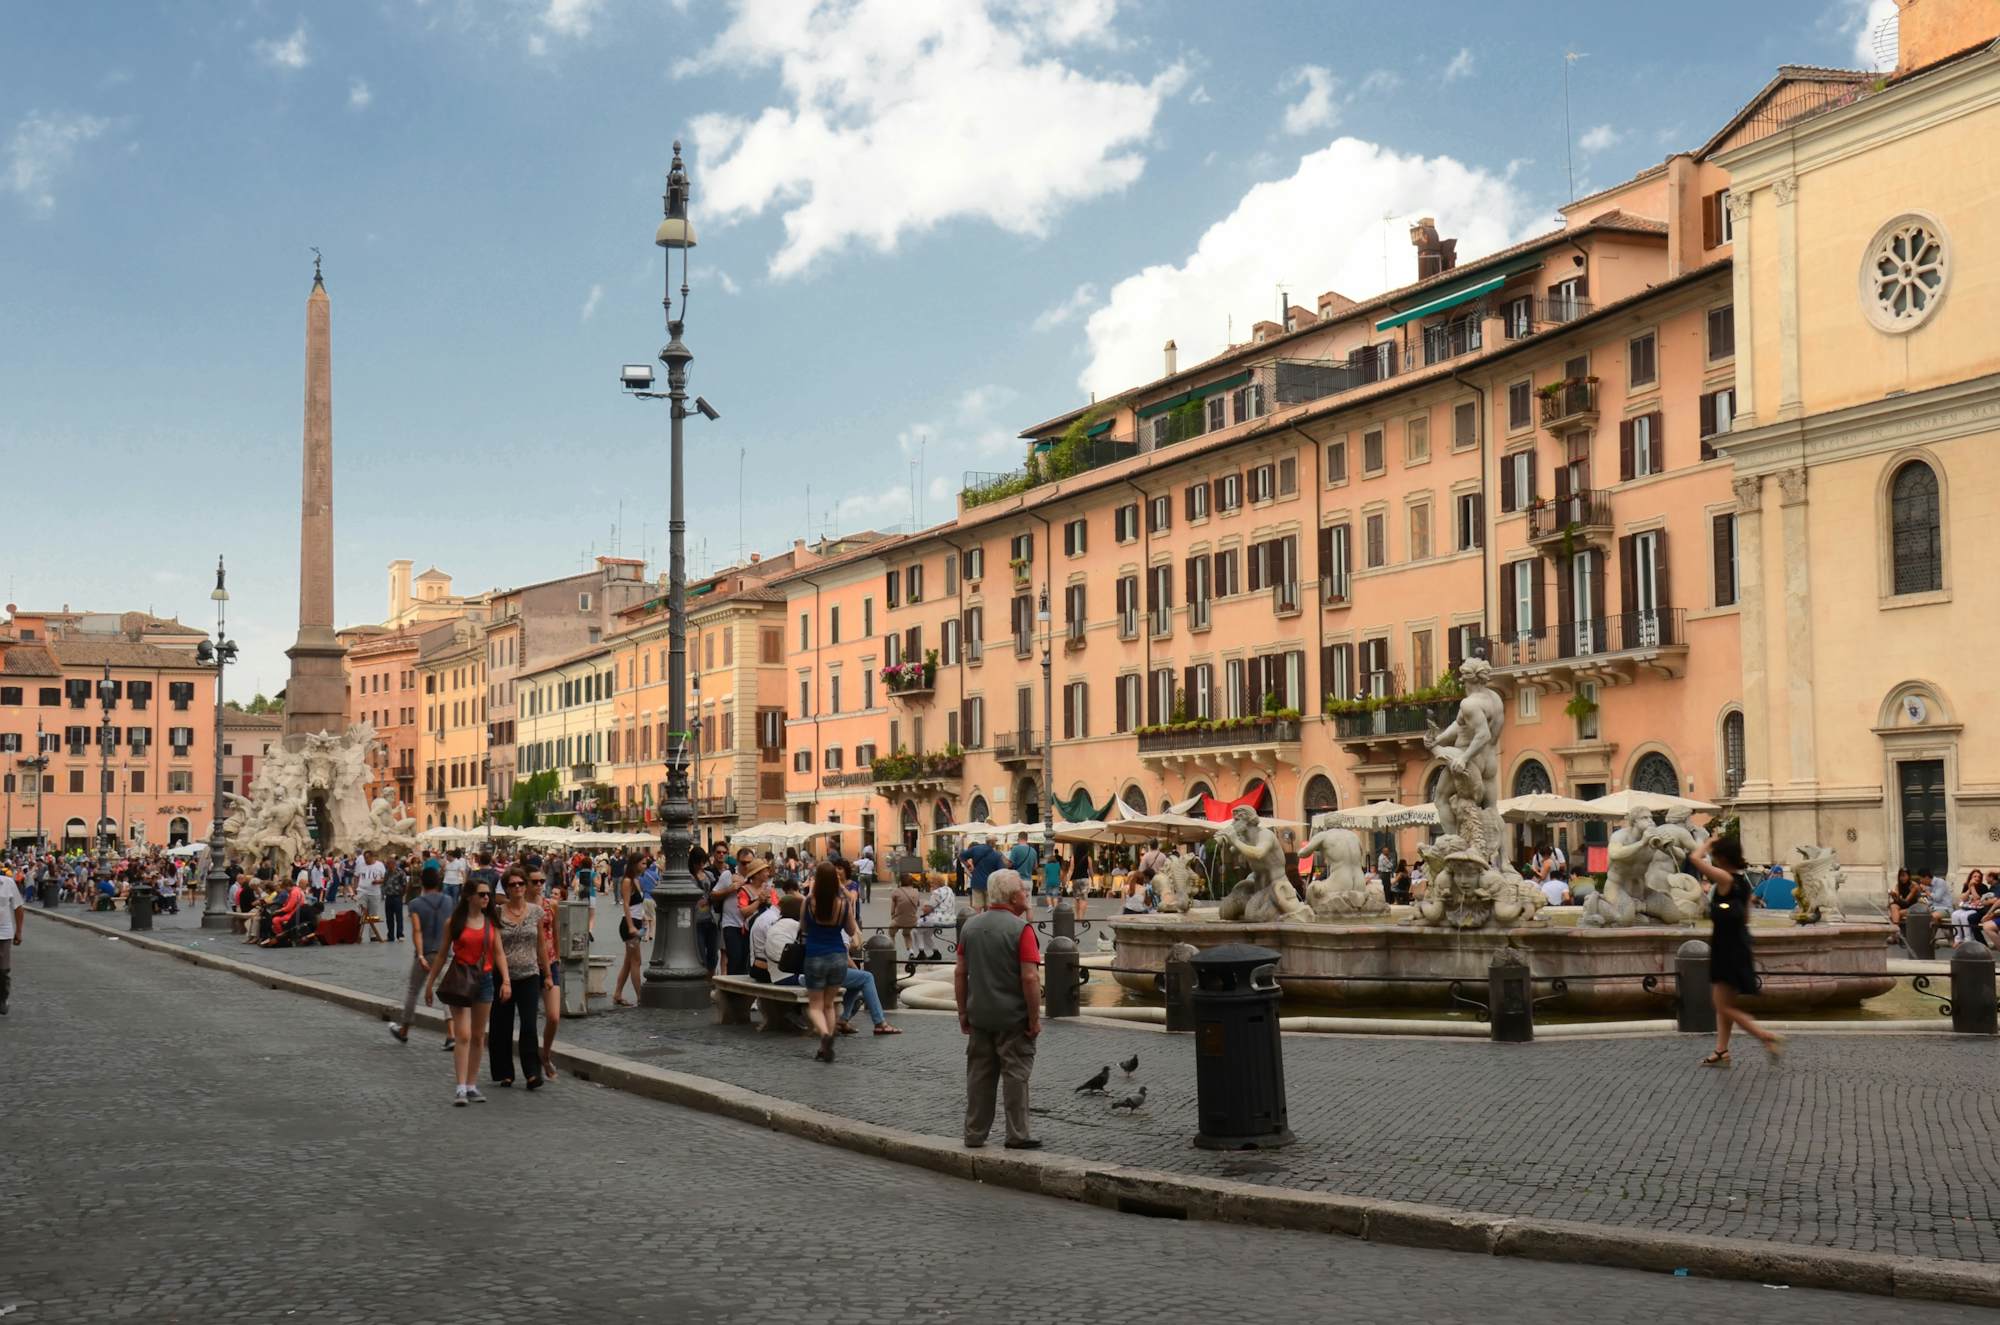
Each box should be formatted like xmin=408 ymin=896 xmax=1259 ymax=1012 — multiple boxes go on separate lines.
xmin=1330 ymin=701 xmax=1457 ymax=741
xmin=1137 ymin=716 xmax=1301 ymax=755
xmin=1481 ymin=609 xmax=1689 ymax=667
xmin=1526 ymin=489 xmax=1614 ymax=542
xmin=992 ymin=731 xmax=1043 ymax=763
xmin=1539 ymin=377 xmax=1599 ymax=427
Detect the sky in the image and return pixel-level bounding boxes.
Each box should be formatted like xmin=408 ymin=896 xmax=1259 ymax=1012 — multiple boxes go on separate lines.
xmin=1 ymin=0 xmax=1895 ymax=693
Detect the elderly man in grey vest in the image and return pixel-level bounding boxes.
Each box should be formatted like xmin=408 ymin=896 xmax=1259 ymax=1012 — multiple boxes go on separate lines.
xmin=954 ymin=868 xmax=1043 ymax=1149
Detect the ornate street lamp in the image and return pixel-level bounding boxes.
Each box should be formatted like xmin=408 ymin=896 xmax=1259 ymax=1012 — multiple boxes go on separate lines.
xmin=1037 ymin=586 xmax=1056 ymax=907
xmin=95 ymin=664 xmax=116 ymax=861
xmin=622 ymin=141 xmax=720 ymax=1008
xmin=196 ymin=557 xmax=239 ymax=928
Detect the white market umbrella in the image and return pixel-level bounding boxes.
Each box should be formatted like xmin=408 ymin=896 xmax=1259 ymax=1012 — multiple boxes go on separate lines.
xmin=1317 ymin=800 xmax=1439 ymax=830
xmin=1584 ymin=789 xmax=1720 ymax=818
xmin=934 ymin=821 xmax=1000 ymax=839
xmin=1499 ymin=793 xmax=1604 ymax=823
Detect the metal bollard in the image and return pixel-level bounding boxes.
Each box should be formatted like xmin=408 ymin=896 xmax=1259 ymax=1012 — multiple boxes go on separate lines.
xmin=1950 ymin=940 xmax=1997 ymax=1035
xmin=127 ymin=881 xmax=155 ymax=932
xmin=1051 ymin=900 xmax=1076 ymax=942
xmin=1903 ymin=908 xmax=1936 ymax=960
xmin=1675 ymin=939 xmax=1716 ymax=1033
xmin=1487 ymin=949 xmax=1532 ymax=1043
xmin=1163 ymin=942 xmax=1197 ymax=1033
xmin=866 ymin=932 xmax=899 ymax=1012
xmin=558 ymin=897 xmax=591 ymax=1017
xmin=1044 ymin=935 xmax=1080 ymax=1018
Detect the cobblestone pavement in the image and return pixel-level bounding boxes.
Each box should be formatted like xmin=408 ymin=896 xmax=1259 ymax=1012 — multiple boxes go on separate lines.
xmin=9 ymin=920 xmax=1992 ymax=1323
xmin=52 ymin=901 xmax=2000 ymax=1265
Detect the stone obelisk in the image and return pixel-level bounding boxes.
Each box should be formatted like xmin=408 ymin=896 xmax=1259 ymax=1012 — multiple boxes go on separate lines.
xmin=283 ymin=256 xmax=349 ymax=743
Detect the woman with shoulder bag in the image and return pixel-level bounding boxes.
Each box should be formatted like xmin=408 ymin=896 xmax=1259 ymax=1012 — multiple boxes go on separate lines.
xmin=424 ymin=876 xmax=508 ymax=1106
xmin=612 ymin=864 xmax=646 ymax=1007
xmin=488 ymin=867 xmax=552 ymax=1091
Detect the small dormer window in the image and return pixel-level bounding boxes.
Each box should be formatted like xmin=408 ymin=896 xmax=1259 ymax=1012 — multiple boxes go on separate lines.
xmin=578 ymin=592 xmax=593 ymax=612
xmin=1254 ymin=327 xmax=1269 ymax=344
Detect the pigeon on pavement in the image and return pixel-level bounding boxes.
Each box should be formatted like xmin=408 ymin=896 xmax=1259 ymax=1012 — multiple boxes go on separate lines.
xmin=1074 ymin=1065 xmax=1112 ymax=1094
xmin=1118 ymin=1053 xmax=1139 ymax=1076
xmin=1110 ymin=1086 xmax=1148 ymax=1111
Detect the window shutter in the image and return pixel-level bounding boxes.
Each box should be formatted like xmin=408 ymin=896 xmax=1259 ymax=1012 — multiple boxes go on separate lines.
xmin=1499 ymin=457 xmax=1516 ymax=512
xmin=1619 ymin=418 xmax=1636 ymax=483
xmin=1184 ymin=557 xmax=1197 ymax=604
xmin=1115 ymin=680 xmax=1129 ymax=733
xmin=1649 ymin=411 xmax=1665 ymax=471
xmin=1701 ymin=191 xmax=1719 ymax=249
xmin=1590 ymin=549 xmax=1608 ymax=633
xmin=1183 ymin=486 xmax=1196 ymax=521
xmin=1529 ymin=564 xmax=1545 ymax=637
xmin=1526 ymin=453 xmax=1538 ymax=503
xmin=1554 ymin=465 xmax=1571 ymax=501
xmin=1316 ymin=525 xmax=1334 ymax=580
xmin=886 ymin=570 xmax=899 ymax=606
xmin=1699 ymin=390 xmax=1717 ymax=439
xmin=1336 ymin=643 xmax=1354 ymax=700
xmin=1712 ymin=515 xmax=1735 ymax=607
xmin=1654 ymin=529 xmax=1674 ymax=620
xmin=1619 ymin=535 xmax=1638 ymax=621
xmin=1556 ymin=556 xmax=1575 ymax=632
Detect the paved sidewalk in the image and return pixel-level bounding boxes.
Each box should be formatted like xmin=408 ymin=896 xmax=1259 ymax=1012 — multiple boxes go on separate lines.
xmin=65 ymin=900 xmax=2000 ymax=1267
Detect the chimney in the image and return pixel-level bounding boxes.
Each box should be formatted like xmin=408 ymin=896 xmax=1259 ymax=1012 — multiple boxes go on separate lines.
xmin=1163 ymin=339 xmax=1177 ymax=376
xmin=1317 ymin=291 xmax=1357 ymax=321
xmin=749 ymin=551 xmax=761 ymax=564
xmin=1409 ymin=217 xmax=1458 ymax=280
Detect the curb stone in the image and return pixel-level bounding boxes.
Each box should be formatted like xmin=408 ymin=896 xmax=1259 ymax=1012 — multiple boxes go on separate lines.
xmin=39 ymin=908 xmax=2000 ymax=1309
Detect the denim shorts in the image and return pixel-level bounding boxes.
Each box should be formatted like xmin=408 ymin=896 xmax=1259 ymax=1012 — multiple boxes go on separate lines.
xmin=802 ymin=952 xmax=849 ymax=991
xmin=548 ymin=961 xmax=563 ymax=989
xmin=476 ymin=970 xmax=496 ymax=1003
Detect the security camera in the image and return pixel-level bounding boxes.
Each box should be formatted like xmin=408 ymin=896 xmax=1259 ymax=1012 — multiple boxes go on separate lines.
xmin=621 ymin=364 xmax=655 ymax=390
xmin=694 ymin=396 xmax=720 ymax=421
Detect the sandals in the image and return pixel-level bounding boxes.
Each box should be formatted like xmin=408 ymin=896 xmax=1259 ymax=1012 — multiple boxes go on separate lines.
xmin=873 ymin=1023 xmax=903 ymax=1036
xmin=1700 ymin=1050 xmax=1732 ymax=1068
xmin=814 ymin=1034 xmax=836 ymax=1063
xmin=835 ymin=1022 xmax=858 ymax=1036
xmin=1762 ymin=1034 xmax=1786 ymax=1060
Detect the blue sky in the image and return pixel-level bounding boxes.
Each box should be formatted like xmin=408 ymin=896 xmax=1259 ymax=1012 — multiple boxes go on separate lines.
xmin=1 ymin=0 xmax=1890 ymax=692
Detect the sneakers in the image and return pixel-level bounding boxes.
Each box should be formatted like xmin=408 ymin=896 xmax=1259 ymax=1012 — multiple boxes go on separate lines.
xmin=453 ymin=1088 xmax=469 ymax=1107
xmin=388 ymin=1024 xmax=409 ymax=1043
xmin=442 ymin=1038 xmax=456 ymax=1052
xmin=465 ymin=1086 xmax=487 ymax=1104
xmin=1003 ymin=1138 xmax=1044 ymax=1151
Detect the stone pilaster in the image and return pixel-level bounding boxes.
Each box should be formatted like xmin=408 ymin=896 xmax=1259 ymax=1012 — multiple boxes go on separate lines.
xmin=1726 ymin=189 xmax=1757 ymax=426
xmin=1777 ymin=467 xmax=1816 ymax=788
xmin=1773 ymin=177 xmax=1803 ymax=422
xmin=1730 ymin=475 xmax=1772 ymax=799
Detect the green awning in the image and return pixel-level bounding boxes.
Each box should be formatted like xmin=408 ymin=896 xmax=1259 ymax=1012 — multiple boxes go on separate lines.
xmin=1136 ymin=370 xmax=1252 ymax=420
xmin=1373 ymin=254 xmax=1546 ymax=331
xmin=1085 ymin=419 xmax=1112 ymax=438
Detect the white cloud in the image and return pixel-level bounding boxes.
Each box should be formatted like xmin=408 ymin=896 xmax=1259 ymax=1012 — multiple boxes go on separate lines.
xmin=1846 ymin=0 xmax=1898 ymax=69
xmin=348 ymin=78 xmax=373 ymax=109
xmin=1187 ymin=84 xmax=1211 ymax=105
xmin=1442 ymin=48 xmax=1474 ymax=83
xmin=580 ymin=283 xmax=604 ymax=321
xmin=1355 ymin=68 xmax=1401 ymax=96
xmin=542 ymin=0 xmax=604 ymax=37
xmin=1076 ymin=138 xmax=1542 ymax=395
xmin=1032 ymin=281 xmax=1098 ymax=331
xmin=955 ymin=383 xmax=1017 ymax=422
xmin=683 ymin=0 xmax=1187 ymax=278
xmin=713 ymin=268 xmax=742 ymax=295
xmin=4 ymin=111 xmax=112 ymax=214
xmin=1281 ymin=64 xmax=1338 ymax=135
xmin=1578 ymin=123 xmax=1620 ymax=154
xmin=255 ymin=22 xmax=311 ymax=71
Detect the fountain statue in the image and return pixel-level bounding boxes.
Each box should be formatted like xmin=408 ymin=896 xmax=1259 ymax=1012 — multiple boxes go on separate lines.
xmin=1214 ymin=804 xmax=1312 ymax=922
xmin=1581 ymin=808 xmax=1704 ymax=927
xmin=1149 ymin=849 xmax=1202 ymax=914
xmin=1412 ymin=659 xmax=1545 ymax=928
xmin=1792 ymin=845 xmax=1847 ymax=925
xmin=223 ymin=721 xmax=418 ymax=864
xmin=1300 ymin=815 xmax=1386 ymax=917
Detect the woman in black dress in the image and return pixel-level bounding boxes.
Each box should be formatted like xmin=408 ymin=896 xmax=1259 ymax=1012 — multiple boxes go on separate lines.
xmin=1688 ymin=834 xmax=1783 ymax=1067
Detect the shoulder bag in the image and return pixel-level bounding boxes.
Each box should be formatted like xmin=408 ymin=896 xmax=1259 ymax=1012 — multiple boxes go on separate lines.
xmin=437 ymin=922 xmax=491 ymax=1006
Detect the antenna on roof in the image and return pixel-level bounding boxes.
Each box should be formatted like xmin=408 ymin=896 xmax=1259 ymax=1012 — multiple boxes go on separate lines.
xmin=1562 ymin=51 xmax=1588 ymax=200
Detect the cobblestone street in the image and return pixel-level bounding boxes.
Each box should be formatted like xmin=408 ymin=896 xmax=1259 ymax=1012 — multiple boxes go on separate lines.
xmin=104 ymin=902 xmax=2000 ymax=1265
xmin=8 ymin=918 xmax=1994 ymax=1323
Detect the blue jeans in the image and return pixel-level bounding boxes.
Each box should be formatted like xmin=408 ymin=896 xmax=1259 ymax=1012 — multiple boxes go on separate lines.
xmin=841 ymin=966 xmax=884 ymax=1027
xmin=443 ymin=882 xmax=461 ymax=904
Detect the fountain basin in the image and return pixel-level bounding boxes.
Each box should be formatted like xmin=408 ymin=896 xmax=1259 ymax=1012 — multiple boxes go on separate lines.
xmin=1110 ymin=917 xmax=1897 ymax=1015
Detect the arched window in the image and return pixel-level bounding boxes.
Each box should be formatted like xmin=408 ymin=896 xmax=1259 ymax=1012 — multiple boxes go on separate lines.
xmin=1890 ymin=461 xmax=1942 ymax=595
xmin=1186 ymin=780 xmax=1215 ymax=802
xmin=1241 ymin=779 xmax=1271 ymax=814
xmin=1121 ymin=784 xmax=1147 ymax=814
xmin=1302 ymin=774 xmax=1338 ymax=820
xmin=1630 ymin=752 xmax=1680 ymax=797
xmin=932 ymin=800 xmax=953 ymax=832
xmin=968 ymin=794 xmax=990 ymax=823
xmin=899 ymin=800 xmax=920 ymax=849
xmin=1512 ymin=760 xmax=1553 ymax=797
xmin=1721 ymin=712 xmax=1746 ymax=797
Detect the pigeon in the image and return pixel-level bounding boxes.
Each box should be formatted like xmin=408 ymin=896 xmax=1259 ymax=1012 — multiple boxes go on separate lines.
xmin=1118 ymin=1053 xmax=1139 ymax=1077
xmin=1111 ymin=1086 xmax=1148 ymax=1112
xmin=1074 ymin=1065 xmax=1112 ymax=1094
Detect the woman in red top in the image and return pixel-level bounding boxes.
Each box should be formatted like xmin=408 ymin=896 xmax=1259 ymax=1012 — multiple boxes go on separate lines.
xmin=423 ymin=878 xmax=510 ymax=1105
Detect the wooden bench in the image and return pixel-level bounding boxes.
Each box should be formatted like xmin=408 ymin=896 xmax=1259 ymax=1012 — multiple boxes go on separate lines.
xmin=710 ymin=974 xmax=811 ymax=1032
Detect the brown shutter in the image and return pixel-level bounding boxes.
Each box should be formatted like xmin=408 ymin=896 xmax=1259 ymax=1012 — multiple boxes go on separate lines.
xmin=1619 ymin=535 xmax=1638 ymax=624
xmin=1184 ymin=556 xmax=1197 ymax=604
xmin=1649 ymin=411 xmax=1665 ymax=472
xmin=1247 ymin=541 xmax=1265 ymax=592
xmin=1590 ymin=549 xmax=1608 ymax=638
xmin=1654 ymin=530 xmax=1674 ymax=638
xmin=1619 ymin=418 xmax=1635 ymax=482
xmin=1499 ymin=457 xmax=1516 ymax=512
xmin=1556 ymin=556 xmax=1574 ymax=640
xmin=1317 ymin=525 xmax=1334 ymax=579
xmin=1499 ymin=565 xmax=1517 ymax=640
xmin=1448 ymin=627 xmax=1464 ymax=670
xmin=1526 ymin=453 xmax=1538 ymax=503
xmin=886 ymin=570 xmax=899 ymax=605
xmin=1712 ymin=515 xmax=1734 ymax=607
xmin=1554 ymin=465 xmax=1571 ymax=501
xmin=1530 ymin=563 xmax=1545 ymax=638
xmin=1183 ymin=486 xmax=1196 ymax=521
xmin=1115 ymin=679 xmax=1129 ymax=732
xmin=1701 ymin=191 xmax=1719 ymax=249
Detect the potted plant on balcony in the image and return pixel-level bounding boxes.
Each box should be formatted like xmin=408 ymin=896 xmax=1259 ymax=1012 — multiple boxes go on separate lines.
xmin=1009 ymin=556 xmax=1032 ymax=587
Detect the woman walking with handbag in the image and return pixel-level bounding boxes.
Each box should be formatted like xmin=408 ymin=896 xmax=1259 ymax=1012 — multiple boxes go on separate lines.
xmin=801 ymin=862 xmax=855 ymax=1063
xmin=424 ymin=876 xmax=509 ymax=1105
xmin=1688 ymin=834 xmax=1784 ymax=1067
xmin=488 ymin=867 xmax=551 ymax=1090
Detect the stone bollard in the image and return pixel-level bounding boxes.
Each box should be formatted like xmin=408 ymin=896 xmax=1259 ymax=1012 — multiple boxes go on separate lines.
xmin=1052 ymin=899 xmax=1076 ymax=942
xmin=865 ymin=932 xmax=899 ymax=1012
xmin=1163 ymin=942 xmax=1198 ymax=1033
xmin=1903 ymin=908 xmax=1936 ymax=960
xmin=1950 ymin=940 xmax=1997 ymax=1035
xmin=1487 ymin=949 xmax=1533 ymax=1043
xmin=1675 ymin=939 xmax=1716 ymax=1033
xmin=1044 ymin=935 xmax=1080 ymax=1018
xmin=127 ymin=881 xmax=155 ymax=932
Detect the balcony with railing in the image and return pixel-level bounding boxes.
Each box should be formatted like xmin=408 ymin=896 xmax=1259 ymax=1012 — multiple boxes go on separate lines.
xmin=1117 ymin=607 xmax=1139 ymax=641
xmin=1480 ymin=609 xmax=1690 ymax=687
xmin=960 ymin=435 xmax=1141 ymax=510
xmin=1013 ymin=630 xmax=1034 ymax=659
xmin=1539 ymin=377 xmax=1599 ymax=430
xmin=1272 ymin=581 xmax=1302 ymax=617
xmin=1330 ymin=699 xmax=1460 ymax=747
xmin=882 ymin=660 xmax=937 ymax=703
xmin=1422 ymin=316 xmax=1483 ymax=366
xmin=965 ymin=638 xmax=984 ymax=666
xmin=1320 ymin=572 xmax=1351 ymax=607
xmin=570 ymin=762 xmax=597 ymax=781
xmin=696 ymin=795 xmax=737 ymax=819
xmin=1137 ymin=715 xmax=1302 ymax=766
xmin=1189 ymin=598 xmax=1212 ymax=632
xmin=1246 ymin=349 xmax=1399 ymax=415
xmin=1063 ymin=618 xmax=1086 ymax=652
xmin=872 ymin=750 xmax=964 ymax=790
xmin=1502 ymin=297 xmax=1595 ymax=339
xmin=1148 ymin=606 xmax=1171 ymax=639
xmin=991 ymin=731 xmax=1044 ymax=766
xmin=1525 ymin=489 xmax=1615 ymax=549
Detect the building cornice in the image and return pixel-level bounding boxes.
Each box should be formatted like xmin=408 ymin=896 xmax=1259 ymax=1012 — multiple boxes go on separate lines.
xmin=1718 ymin=371 xmax=2000 ymax=475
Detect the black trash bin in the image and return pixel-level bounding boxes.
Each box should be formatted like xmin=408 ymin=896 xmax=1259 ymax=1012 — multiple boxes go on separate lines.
xmin=1190 ymin=943 xmax=1292 ymax=1150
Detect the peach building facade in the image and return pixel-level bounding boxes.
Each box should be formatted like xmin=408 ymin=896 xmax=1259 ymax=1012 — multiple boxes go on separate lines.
xmin=514 ymin=643 xmax=616 ymax=819
xmin=417 ymin=617 xmax=488 ymax=830
xmin=341 ymin=627 xmax=422 ymax=807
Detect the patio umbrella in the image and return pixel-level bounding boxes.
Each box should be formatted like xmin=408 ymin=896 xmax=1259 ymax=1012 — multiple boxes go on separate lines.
xmin=1317 ymin=800 xmax=1439 ymax=830
xmin=933 ymin=821 xmax=999 ymax=838
xmin=1051 ymin=819 xmax=1120 ymax=846
xmin=1498 ymin=793 xmax=1605 ymax=823
xmin=1583 ymin=789 xmax=1720 ymax=818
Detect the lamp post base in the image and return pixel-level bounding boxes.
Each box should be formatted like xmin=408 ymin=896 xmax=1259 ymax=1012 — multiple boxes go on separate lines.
xmin=639 ymin=972 xmax=712 ymax=1010
xmin=200 ymin=910 xmax=236 ymax=931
